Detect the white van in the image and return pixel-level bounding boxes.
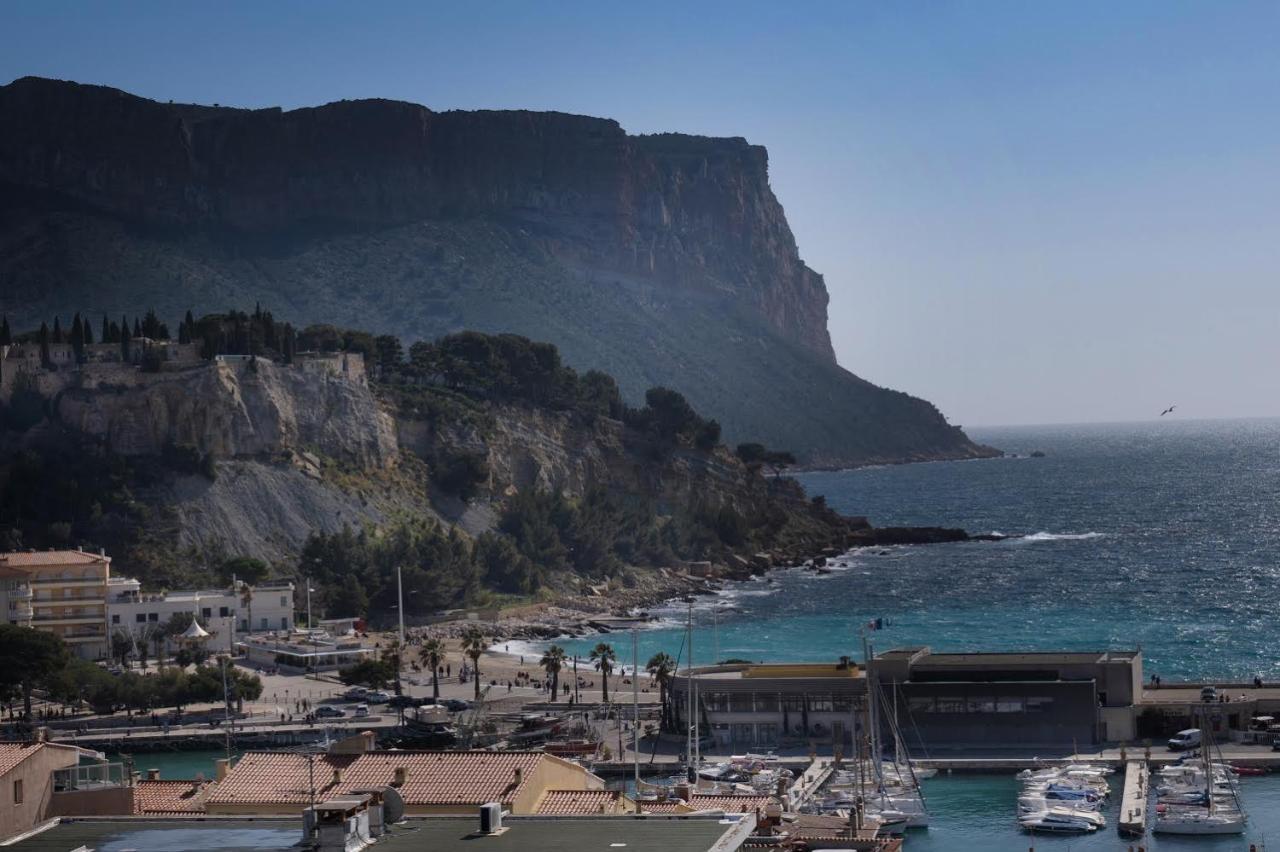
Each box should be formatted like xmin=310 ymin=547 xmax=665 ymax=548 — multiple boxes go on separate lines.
xmin=354 ymin=703 xmax=370 ymax=718
xmin=1167 ymin=729 xmax=1201 ymax=751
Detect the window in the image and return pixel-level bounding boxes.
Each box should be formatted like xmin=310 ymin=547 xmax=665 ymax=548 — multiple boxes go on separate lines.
xmin=703 ymin=693 xmax=730 ymax=713
xmin=807 ymin=694 xmax=834 ymax=712
xmin=755 ymin=723 xmax=780 ymax=745
xmin=832 ymin=695 xmax=854 ymax=712
xmin=111 ymin=614 xmax=120 ymax=625
xmin=729 ymin=693 xmax=754 ymax=712
xmin=280 ymin=596 xmax=287 ymax=607
xmin=754 ymin=693 xmax=779 ymax=712
xmin=260 ymin=617 xmax=268 ymax=629
xmin=934 ymin=697 xmax=966 ymax=713
xmin=968 ymin=697 xmax=996 ymax=714
xmin=782 ymin=695 xmax=805 ymax=712
xmin=996 ymin=698 xmax=1025 ymax=713
xmin=280 ymin=617 xmax=288 ymax=629
xmin=13 ymin=779 xmax=22 ymax=804
xmin=136 ymin=613 xmax=147 ymax=624
xmin=1025 ymin=697 xmax=1054 ymax=713
xmin=201 ymin=607 xmax=212 ymax=619
xmin=219 ymin=606 xmax=230 ymax=618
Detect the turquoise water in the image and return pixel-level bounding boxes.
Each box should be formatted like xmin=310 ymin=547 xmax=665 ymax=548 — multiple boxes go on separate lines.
xmin=556 ymin=419 xmax=1280 ymax=681
xmin=104 ymin=749 xmax=242 ymax=781
xmin=914 ymin=773 xmax=1280 ymax=851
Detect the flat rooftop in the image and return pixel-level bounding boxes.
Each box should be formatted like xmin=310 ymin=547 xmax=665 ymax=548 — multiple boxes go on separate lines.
xmin=5 ymin=816 xmax=750 ymax=852
xmin=687 ymin=663 xmax=863 ymax=680
xmin=877 ymin=648 xmax=1141 ymax=666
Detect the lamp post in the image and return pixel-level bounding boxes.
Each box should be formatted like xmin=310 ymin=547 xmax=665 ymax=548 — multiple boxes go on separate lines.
xmin=305 ymin=578 xmax=316 ymax=680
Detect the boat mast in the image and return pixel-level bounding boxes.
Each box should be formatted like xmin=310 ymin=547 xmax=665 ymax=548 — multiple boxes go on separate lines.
xmin=686 ymin=601 xmax=693 ymax=773
xmin=632 ymin=628 xmax=640 ymax=790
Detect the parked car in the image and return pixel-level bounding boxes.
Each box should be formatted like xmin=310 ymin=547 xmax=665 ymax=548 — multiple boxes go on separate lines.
xmin=1168 ymin=729 xmax=1202 ymax=751
xmin=353 ymin=704 xmax=370 ymax=718
xmin=363 ymin=690 xmax=392 ymax=703
xmin=1201 ymin=686 xmax=1219 ymax=703
xmin=315 ymin=706 xmax=347 ymax=719
xmin=444 ymin=699 xmax=471 ymax=713
xmin=343 ymin=687 xmax=369 ymax=701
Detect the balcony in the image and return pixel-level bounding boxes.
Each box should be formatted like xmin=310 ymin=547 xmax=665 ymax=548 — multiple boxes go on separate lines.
xmin=31 ymin=613 xmax=106 ymax=625
xmin=9 ymin=586 xmax=33 ymax=600
xmin=10 ymin=604 xmax=33 ymax=620
xmin=27 ymin=576 xmax=105 ymax=588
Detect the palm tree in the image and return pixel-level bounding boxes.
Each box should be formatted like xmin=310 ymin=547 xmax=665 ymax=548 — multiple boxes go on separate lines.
xmin=240 ymin=584 xmax=254 ymax=635
xmin=540 ymin=645 xmax=566 ymax=703
xmin=419 ymin=638 xmax=445 ymax=702
xmin=589 ymin=642 xmax=616 ymax=703
xmin=646 ymin=652 xmax=677 ymax=732
xmin=461 ymin=627 xmax=487 ymax=701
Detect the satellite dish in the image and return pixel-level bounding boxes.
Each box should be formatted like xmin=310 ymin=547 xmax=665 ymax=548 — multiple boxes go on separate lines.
xmin=382 ymin=785 xmax=406 ymax=824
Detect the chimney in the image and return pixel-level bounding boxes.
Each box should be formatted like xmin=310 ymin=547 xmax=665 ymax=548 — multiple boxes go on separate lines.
xmin=331 ymin=768 xmax=343 ymax=786
xmin=147 ymin=769 xmax=161 ymax=781
xmin=214 ymin=759 xmax=230 ymax=782
xmin=392 ymin=766 xmax=408 ymax=787
xmin=513 ymin=767 xmax=524 ymax=787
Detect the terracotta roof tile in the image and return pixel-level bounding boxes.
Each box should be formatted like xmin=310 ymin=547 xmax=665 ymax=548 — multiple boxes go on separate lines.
xmin=207 ymin=751 xmax=564 ymax=808
xmin=535 ymin=789 xmax=628 ymax=815
xmin=637 ymin=799 xmax=689 ymax=814
xmin=638 ymin=794 xmax=772 ymax=815
xmin=133 ymin=780 xmax=211 ymax=815
xmin=0 ymin=742 xmax=45 ymax=777
xmin=0 ymin=550 xmax=110 ymax=567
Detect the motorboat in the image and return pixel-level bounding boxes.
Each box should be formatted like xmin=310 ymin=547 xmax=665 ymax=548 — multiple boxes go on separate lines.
xmin=1019 ymin=807 xmax=1104 ymax=834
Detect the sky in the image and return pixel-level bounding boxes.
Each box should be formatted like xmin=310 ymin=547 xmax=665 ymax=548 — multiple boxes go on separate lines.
xmin=4 ymin=1 xmax=1280 ymax=427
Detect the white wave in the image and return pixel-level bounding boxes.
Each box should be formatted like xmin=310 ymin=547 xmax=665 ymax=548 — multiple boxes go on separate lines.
xmin=1020 ymin=531 xmax=1106 ymax=543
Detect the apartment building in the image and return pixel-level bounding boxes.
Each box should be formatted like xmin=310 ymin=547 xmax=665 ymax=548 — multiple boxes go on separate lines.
xmin=106 ymin=578 xmax=295 ymax=654
xmin=0 ymin=550 xmax=111 ymax=659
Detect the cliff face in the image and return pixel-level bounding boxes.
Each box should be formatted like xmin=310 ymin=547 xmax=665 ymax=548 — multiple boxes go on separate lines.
xmin=0 ymin=77 xmax=993 ymax=467
xmin=0 ymin=77 xmax=830 ymax=357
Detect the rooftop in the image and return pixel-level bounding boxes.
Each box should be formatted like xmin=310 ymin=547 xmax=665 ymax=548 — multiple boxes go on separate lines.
xmin=134 ymin=780 xmax=215 ymax=815
xmin=0 ymin=741 xmax=81 ymax=777
xmin=534 ymin=789 xmax=631 ymax=815
xmin=207 ymin=751 xmax=591 ymax=808
xmin=688 ymin=663 xmax=863 ymax=681
xmin=0 ymin=549 xmax=110 ymax=568
xmin=3 ymin=816 xmax=751 ymax=852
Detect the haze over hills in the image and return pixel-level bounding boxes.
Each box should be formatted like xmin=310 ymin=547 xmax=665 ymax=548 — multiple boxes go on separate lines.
xmin=0 ymin=76 xmax=994 ymax=467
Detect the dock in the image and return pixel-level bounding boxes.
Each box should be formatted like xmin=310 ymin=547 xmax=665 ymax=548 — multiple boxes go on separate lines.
xmin=789 ymin=756 xmax=835 ymax=809
xmin=1118 ymin=760 xmax=1148 ymax=837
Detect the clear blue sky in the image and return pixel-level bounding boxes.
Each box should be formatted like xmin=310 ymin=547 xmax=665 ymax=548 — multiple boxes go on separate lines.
xmin=5 ymin=1 xmax=1279 ymax=426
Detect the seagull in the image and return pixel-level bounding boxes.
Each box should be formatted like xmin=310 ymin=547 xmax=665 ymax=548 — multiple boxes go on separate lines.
xmin=1160 ymin=405 xmax=1176 ymax=417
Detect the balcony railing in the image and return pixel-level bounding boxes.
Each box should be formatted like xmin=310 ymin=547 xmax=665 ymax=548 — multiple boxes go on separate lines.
xmin=9 ymin=587 xmax=33 ymax=599
xmin=27 ymin=576 xmax=105 ymax=587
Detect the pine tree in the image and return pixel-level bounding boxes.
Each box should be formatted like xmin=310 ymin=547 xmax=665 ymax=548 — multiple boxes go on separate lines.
xmin=52 ymin=316 xmax=63 ymax=344
xmin=39 ymin=322 xmax=51 ymax=367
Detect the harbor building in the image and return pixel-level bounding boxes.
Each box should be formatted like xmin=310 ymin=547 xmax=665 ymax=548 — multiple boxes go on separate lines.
xmin=870 ymin=647 xmax=1143 ymax=748
xmin=671 ymin=648 xmax=1143 ymax=752
xmin=106 ymin=577 xmax=295 ymax=654
xmin=670 ymin=661 xmax=868 ymax=751
xmin=0 ymin=549 xmax=112 ymax=659
xmin=236 ymin=632 xmax=376 ymax=673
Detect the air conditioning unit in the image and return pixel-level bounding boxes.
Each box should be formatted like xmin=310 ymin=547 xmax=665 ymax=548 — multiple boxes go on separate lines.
xmin=478 ymin=802 xmax=504 ymax=834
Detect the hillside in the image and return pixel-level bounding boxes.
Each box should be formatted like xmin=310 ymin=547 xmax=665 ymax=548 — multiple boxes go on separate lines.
xmin=0 ymin=76 xmax=996 ymax=467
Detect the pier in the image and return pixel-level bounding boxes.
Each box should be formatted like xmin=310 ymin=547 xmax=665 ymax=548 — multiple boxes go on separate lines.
xmin=1118 ymin=760 xmax=1148 ymax=837
xmin=789 ymin=756 xmax=835 ymax=809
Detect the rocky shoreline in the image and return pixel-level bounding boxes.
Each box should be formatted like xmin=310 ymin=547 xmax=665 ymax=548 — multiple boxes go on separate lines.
xmin=416 ymin=526 xmax=1004 ymax=646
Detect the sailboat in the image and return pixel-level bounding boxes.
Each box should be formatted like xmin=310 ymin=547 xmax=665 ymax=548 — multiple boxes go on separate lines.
xmin=861 ymin=632 xmax=929 ymax=829
xmin=1153 ymin=709 xmax=1247 ymax=836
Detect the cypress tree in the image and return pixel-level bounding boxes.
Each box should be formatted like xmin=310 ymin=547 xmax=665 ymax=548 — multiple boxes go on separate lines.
xmin=133 ymin=317 xmax=142 ymax=338
xmin=39 ymin=322 xmax=51 ymax=367
xmin=101 ymin=315 xmax=110 ymax=344
xmin=0 ymin=315 xmax=10 ymax=346
xmin=121 ymin=315 xmax=132 ymax=362
xmin=52 ymin=316 xmax=63 ymax=344
xmin=71 ymin=314 xmax=85 ymax=362
xmin=83 ymin=319 xmax=93 ymax=345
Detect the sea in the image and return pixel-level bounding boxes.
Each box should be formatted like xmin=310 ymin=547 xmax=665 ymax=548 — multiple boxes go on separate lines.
xmin=547 ymin=418 xmax=1280 ymax=850
xmin=138 ymin=420 xmax=1280 ymax=849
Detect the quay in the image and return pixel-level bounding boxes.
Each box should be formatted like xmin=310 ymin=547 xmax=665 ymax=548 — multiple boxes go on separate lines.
xmin=1118 ymin=760 xmax=1148 ymax=837
xmin=47 ymin=715 xmax=400 ymax=751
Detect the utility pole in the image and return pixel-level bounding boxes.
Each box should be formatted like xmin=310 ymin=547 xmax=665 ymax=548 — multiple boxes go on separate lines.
xmin=396 ymin=565 xmax=406 ymax=696
xmin=573 ymin=655 xmax=579 ymax=705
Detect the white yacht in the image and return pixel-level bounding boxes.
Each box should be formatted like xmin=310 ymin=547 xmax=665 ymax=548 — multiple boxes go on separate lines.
xmin=1019 ymin=807 xmax=1104 ymax=834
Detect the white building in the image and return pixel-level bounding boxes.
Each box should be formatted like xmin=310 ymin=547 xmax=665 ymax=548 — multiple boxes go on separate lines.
xmin=106 ymin=578 xmax=295 ymax=654
xmin=237 ymin=632 xmax=374 ymax=673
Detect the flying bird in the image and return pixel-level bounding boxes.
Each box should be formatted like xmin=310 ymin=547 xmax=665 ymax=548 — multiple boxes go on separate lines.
xmin=1160 ymin=405 xmax=1176 ymax=417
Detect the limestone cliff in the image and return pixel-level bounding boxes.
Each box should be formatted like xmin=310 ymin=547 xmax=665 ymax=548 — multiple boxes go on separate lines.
xmin=0 ymin=76 xmax=995 ymax=467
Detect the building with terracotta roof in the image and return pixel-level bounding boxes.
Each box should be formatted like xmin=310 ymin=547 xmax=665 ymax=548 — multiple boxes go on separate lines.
xmin=206 ymin=750 xmax=605 ymax=816
xmin=637 ymin=794 xmax=776 ymax=815
xmin=0 ymin=549 xmax=113 ymax=659
xmin=0 ymin=741 xmax=83 ymax=841
xmin=131 ymin=779 xmax=215 ymax=815
xmin=533 ymin=789 xmax=635 ymax=815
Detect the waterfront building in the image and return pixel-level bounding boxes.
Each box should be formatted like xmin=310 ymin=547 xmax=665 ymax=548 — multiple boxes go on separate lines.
xmin=871 ymin=647 xmax=1143 ymax=747
xmin=106 ymin=577 xmax=295 ymax=654
xmin=206 ymin=749 xmax=608 ymax=816
xmin=671 ymin=648 xmax=1144 ymax=752
xmin=0 ymin=549 xmax=112 ymax=659
xmin=235 ymin=632 xmax=374 ymax=673
xmin=670 ymin=661 xmax=868 ymax=751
